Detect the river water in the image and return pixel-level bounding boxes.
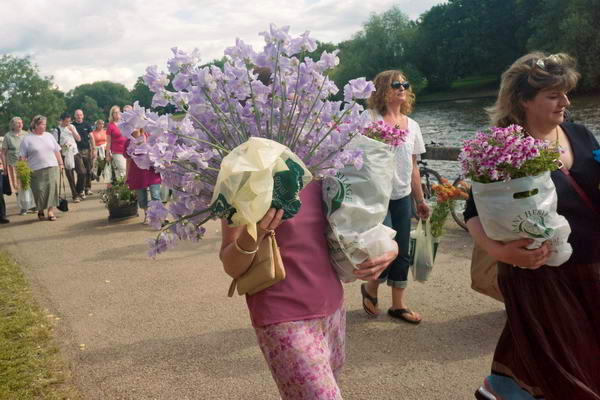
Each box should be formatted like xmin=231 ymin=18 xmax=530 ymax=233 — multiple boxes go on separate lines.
xmin=411 ymin=94 xmax=600 ymax=178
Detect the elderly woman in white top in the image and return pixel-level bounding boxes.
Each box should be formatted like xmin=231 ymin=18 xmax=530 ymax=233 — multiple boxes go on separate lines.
xmin=1 ymin=117 xmax=36 ymax=214
xmin=19 ymin=115 xmax=64 ymax=221
xmin=360 ymin=70 xmax=430 ymax=324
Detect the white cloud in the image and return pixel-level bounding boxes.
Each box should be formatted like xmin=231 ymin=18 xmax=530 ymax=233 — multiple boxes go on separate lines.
xmin=0 ymin=0 xmax=446 ymax=91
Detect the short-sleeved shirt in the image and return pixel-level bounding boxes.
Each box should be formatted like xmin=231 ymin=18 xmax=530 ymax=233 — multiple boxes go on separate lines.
xmin=72 ymin=121 xmax=93 ymax=151
xmin=245 ymin=181 xmax=344 ymax=327
xmin=107 ymin=122 xmax=127 ymax=154
xmin=368 ymin=112 xmax=426 ymax=199
xmin=19 ymin=132 xmax=61 ymax=171
xmin=52 ymin=125 xmax=79 ymax=156
xmin=1 ymin=131 xmax=26 ymax=165
xmin=92 ymin=129 xmax=107 ymax=147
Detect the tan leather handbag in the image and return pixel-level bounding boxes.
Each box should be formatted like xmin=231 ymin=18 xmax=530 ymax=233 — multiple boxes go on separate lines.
xmin=470 ymin=244 xmax=504 ymax=303
xmin=228 ymin=231 xmax=286 ymax=297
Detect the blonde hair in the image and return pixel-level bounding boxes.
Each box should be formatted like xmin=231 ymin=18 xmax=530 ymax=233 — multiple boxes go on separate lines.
xmin=108 ymin=105 xmax=121 ymax=123
xmin=9 ymin=117 xmax=23 ymax=132
xmin=367 ymin=70 xmax=415 ymax=116
xmin=488 ymin=52 xmax=580 ymax=127
xmin=95 ymin=120 xmax=105 ymax=128
xmin=29 ymin=115 xmax=47 ymax=131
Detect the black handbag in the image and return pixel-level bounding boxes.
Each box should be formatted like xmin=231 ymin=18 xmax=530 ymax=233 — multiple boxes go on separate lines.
xmin=57 ymin=172 xmax=69 ymax=212
xmin=2 ymin=174 xmax=12 ymax=196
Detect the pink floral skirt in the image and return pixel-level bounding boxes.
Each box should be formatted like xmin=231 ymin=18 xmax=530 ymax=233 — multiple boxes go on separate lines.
xmin=254 ymin=306 xmax=346 ymax=400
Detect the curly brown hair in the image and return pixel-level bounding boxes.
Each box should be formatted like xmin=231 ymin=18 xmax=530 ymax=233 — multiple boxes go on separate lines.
xmin=367 ymin=70 xmax=415 ymax=116
xmin=487 ymin=52 xmax=580 ymax=127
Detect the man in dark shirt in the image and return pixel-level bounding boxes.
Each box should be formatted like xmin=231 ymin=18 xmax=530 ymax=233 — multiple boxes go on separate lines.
xmin=72 ymin=109 xmax=96 ymax=197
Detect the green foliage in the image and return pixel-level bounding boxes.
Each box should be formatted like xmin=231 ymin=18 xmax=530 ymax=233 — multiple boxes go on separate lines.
xmin=524 ymin=0 xmax=600 ymax=91
xmin=130 ymin=76 xmax=154 ymax=109
xmin=101 ymin=177 xmax=137 ymax=208
xmin=331 ymin=6 xmax=425 ymax=93
xmin=14 ymin=160 xmax=32 ymax=190
xmin=65 ymin=81 xmax=131 ymax=121
xmin=0 ymin=55 xmax=65 ymax=133
xmin=0 ymin=252 xmax=79 ymax=399
xmin=430 ymin=200 xmax=453 ymax=238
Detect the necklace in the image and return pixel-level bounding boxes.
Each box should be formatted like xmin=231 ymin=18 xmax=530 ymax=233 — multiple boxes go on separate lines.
xmin=554 ymin=126 xmax=565 ymax=153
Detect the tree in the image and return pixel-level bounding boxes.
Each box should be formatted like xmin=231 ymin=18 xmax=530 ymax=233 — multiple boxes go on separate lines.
xmin=332 ymin=7 xmax=425 ymax=92
xmin=78 ymin=95 xmax=105 ymax=123
xmin=524 ymin=0 xmax=600 ymax=91
xmin=130 ymin=76 xmax=153 ymax=109
xmin=412 ymin=0 xmax=525 ymax=90
xmin=65 ymin=81 xmax=131 ymax=120
xmin=0 ymin=55 xmax=65 ymax=133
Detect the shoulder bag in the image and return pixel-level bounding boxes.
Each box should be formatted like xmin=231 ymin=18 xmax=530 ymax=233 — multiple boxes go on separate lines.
xmin=228 ymin=231 xmax=286 ymax=297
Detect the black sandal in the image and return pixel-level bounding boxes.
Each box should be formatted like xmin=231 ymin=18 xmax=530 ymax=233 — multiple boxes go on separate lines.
xmin=38 ymin=211 xmax=45 ymax=221
xmin=388 ymin=308 xmax=422 ymax=324
xmin=360 ymin=283 xmax=379 ymax=316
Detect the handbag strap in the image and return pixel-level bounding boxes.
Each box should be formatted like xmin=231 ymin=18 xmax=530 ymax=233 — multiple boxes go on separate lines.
xmin=59 ymin=170 xmax=67 ymax=198
xmin=560 ymin=166 xmax=600 ymax=216
xmin=227 ymin=230 xmax=273 ymax=297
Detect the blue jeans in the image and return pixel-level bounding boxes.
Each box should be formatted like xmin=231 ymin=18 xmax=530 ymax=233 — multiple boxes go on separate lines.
xmin=379 ymin=195 xmax=411 ymax=288
xmin=136 ymin=184 xmax=161 ymax=210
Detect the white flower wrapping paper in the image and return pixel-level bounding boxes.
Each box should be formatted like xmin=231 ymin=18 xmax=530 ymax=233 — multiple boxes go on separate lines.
xmin=472 ymin=171 xmax=572 ymax=266
xmin=323 ymin=135 xmax=397 ymax=282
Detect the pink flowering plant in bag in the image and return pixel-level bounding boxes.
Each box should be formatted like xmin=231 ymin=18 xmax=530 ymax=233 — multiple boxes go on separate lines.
xmin=459 ymin=124 xmax=572 ymax=266
xmin=119 ymin=24 xmax=376 ymax=257
xmin=362 ymin=120 xmax=408 ymax=147
xmin=459 ymin=124 xmax=560 ymax=183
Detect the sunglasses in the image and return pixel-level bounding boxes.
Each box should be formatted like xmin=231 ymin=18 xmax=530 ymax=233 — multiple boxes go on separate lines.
xmin=391 ymin=81 xmax=410 ymax=90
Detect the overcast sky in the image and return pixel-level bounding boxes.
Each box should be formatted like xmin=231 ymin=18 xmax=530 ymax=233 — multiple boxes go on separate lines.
xmin=1 ymin=0 xmax=445 ymax=92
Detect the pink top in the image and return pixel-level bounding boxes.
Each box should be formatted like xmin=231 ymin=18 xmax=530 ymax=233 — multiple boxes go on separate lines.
xmin=246 ymin=181 xmax=343 ymax=327
xmin=107 ymin=122 xmax=127 ymax=154
xmin=124 ymin=138 xmax=161 ymax=190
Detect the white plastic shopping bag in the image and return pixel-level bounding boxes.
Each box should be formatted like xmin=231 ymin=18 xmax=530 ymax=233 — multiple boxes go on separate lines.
xmin=410 ymin=219 xmax=435 ymax=282
xmin=472 ymin=171 xmax=572 ymax=266
xmin=323 ymin=134 xmax=397 ymax=282
xmin=17 ymin=188 xmax=36 ymax=211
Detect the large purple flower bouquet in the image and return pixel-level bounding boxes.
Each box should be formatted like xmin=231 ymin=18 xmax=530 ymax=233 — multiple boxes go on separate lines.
xmin=120 ymin=24 xmax=375 ymax=256
xmin=459 ymin=125 xmax=572 ymax=266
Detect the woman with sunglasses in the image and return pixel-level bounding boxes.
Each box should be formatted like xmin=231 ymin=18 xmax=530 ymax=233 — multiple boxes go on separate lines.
xmin=466 ymin=53 xmax=600 ymax=399
xmin=360 ymin=70 xmax=430 ymax=324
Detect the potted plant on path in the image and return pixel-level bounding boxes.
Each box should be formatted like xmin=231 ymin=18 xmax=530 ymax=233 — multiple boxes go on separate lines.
xmin=101 ymin=177 xmax=138 ymax=221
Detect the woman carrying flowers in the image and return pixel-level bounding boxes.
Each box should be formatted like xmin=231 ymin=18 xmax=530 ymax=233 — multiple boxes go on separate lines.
xmin=360 ymin=70 xmax=430 ymax=324
xmin=465 ymin=53 xmax=600 ymax=400
xmin=121 ymin=25 xmax=401 ymax=398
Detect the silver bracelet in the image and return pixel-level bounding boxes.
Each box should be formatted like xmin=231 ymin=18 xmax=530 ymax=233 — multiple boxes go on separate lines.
xmin=234 ymin=239 xmax=258 ymax=255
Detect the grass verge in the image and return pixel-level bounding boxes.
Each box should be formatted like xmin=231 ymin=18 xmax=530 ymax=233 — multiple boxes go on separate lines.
xmin=0 ymin=252 xmax=79 ymax=400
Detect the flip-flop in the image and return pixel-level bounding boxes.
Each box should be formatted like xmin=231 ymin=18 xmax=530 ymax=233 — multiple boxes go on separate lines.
xmin=47 ymin=215 xmax=57 ymax=221
xmin=388 ymin=308 xmax=422 ymax=324
xmin=38 ymin=212 xmax=45 ymax=221
xmin=360 ymin=283 xmax=379 ymax=316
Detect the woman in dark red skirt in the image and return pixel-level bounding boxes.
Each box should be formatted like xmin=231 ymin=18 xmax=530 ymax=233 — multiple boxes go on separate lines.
xmin=464 ymin=52 xmax=600 ymax=400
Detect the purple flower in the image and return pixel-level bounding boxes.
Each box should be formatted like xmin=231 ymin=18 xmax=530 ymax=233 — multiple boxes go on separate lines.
xmin=343 ymin=78 xmax=376 ymax=102
xmin=127 ymin=23 xmax=373 ymax=256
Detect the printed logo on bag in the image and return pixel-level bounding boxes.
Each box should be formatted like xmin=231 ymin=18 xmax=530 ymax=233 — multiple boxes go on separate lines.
xmin=322 ymin=173 xmax=352 ymax=216
xmin=511 ymin=210 xmax=554 ymax=239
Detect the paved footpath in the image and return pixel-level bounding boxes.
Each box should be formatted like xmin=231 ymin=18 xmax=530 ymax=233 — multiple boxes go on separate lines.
xmin=1 ymin=182 xmax=504 ymax=400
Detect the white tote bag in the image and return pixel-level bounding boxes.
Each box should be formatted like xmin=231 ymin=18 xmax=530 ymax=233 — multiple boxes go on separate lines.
xmin=323 ymin=135 xmax=397 ymax=282
xmin=472 ymin=171 xmax=572 ymax=266
xmin=410 ymin=219 xmax=436 ymax=282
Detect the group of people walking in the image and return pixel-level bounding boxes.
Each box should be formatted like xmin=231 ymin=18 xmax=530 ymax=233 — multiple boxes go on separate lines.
xmin=220 ymin=51 xmax=599 ymax=400
xmin=0 ymin=104 xmax=161 ymax=224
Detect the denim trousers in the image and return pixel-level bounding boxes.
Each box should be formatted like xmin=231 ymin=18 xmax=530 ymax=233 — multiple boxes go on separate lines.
xmin=136 ymin=184 xmax=161 ymax=210
xmin=379 ymin=195 xmax=412 ymax=288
